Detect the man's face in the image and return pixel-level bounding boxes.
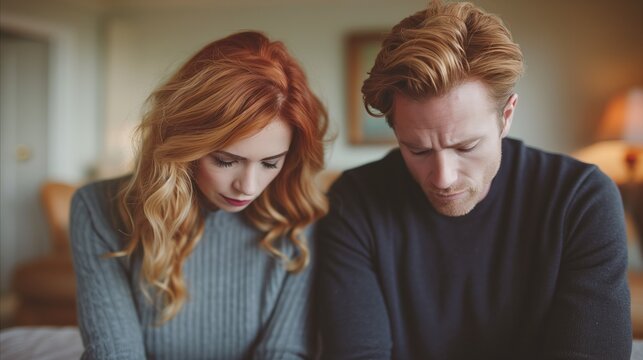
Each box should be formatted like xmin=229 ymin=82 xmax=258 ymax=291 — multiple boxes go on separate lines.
xmin=392 ymin=80 xmax=516 ymax=217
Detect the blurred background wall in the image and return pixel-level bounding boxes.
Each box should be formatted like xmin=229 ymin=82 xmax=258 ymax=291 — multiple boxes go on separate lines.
xmin=0 ymin=0 xmax=642 ymax=308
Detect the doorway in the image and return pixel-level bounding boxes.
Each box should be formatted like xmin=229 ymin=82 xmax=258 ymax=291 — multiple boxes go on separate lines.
xmin=0 ymin=31 xmax=51 ymax=294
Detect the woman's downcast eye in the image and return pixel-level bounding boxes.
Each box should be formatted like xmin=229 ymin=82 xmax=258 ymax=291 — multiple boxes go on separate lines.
xmin=213 ymin=156 xmax=235 ymax=168
xmin=211 ymin=155 xmax=280 ymax=169
xmin=261 ymin=161 xmax=279 ymax=169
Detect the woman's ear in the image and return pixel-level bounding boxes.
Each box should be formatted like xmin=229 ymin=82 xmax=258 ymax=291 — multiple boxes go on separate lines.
xmin=500 ymin=94 xmax=518 ymax=138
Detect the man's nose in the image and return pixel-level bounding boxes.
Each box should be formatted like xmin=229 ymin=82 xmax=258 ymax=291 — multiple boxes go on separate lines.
xmin=234 ymin=166 xmax=258 ymax=196
xmin=428 ymin=151 xmax=458 ymax=190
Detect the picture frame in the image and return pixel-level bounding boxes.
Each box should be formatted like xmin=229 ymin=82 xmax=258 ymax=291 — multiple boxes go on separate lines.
xmin=345 ymin=31 xmax=396 ymax=145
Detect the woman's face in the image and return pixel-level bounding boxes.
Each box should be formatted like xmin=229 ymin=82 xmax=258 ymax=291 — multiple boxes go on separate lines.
xmin=195 ymin=119 xmax=292 ymax=212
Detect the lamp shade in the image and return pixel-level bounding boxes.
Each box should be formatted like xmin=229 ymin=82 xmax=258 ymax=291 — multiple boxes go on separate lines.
xmin=573 ymin=141 xmax=643 ymax=184
xmin=597 ymin=87 xmax=643 ymax=144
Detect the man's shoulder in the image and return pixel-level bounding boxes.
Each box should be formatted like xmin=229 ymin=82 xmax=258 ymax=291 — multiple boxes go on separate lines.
xmin=331 ymin=149 xmax=406 ymax=193
xmin=325 ymin=149 xmax=411 ymax=214
xmin=504 ymin=138 xmax=614 ymax=203
xmin=505 ymin=138 xmax=599 ymax=181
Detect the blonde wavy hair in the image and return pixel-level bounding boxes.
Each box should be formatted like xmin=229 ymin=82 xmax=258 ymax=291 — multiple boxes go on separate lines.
xmin=362 ymin=0 xmax=524 ymax=126
xmin=113 ymin=31 xmax=328 ymax=323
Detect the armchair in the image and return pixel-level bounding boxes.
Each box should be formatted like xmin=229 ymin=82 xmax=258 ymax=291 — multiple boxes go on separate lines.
xmin=10 ymin=181 xmax=77 ymax=326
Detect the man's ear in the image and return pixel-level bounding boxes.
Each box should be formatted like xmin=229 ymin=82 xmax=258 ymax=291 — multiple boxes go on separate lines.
xmin=500 ymin=94 xmax=518 ymax=138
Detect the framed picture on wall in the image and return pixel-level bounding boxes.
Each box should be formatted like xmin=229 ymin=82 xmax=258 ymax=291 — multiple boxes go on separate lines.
xmin=346 ymin=31 xmax=396 ymax=145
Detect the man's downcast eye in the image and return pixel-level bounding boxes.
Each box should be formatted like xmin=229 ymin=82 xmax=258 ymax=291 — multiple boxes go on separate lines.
xmin=459 ymin=144 xmax=478 ymax=153
xmin=410 ymin=148 xmax=431 ymax=156
xmin=408 ymin=143 xmax=478 ymax=155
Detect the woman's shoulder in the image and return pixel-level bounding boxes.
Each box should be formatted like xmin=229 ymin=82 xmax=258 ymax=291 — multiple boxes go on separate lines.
xmin=73 ymin=175 xmax=130 ymax=209
xmin=72 ymin=175 xmax=131 ymax=234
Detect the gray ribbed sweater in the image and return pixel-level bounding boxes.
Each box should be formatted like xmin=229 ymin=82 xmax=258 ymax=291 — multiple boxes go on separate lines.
xmin=70 ymin=178 xmax=316 ymax=359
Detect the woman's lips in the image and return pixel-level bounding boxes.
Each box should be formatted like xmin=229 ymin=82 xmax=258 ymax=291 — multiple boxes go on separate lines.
xmin=220 ymin=195 xmax=252 ymax=207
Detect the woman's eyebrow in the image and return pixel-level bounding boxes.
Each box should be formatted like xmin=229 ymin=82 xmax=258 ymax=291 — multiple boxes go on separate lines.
xmin=215 ymin=151 xmax=245 ymax=160
xmin=261 ymin=151 xmax=288 ymax=161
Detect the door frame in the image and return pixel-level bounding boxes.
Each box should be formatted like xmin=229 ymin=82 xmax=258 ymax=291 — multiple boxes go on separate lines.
xmin=1 ymin=12 xmax=75 ymax=181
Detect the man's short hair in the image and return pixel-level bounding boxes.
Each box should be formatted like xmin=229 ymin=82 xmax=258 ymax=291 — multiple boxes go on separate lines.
xmin=362 ymin=1 xmax=524 ymax=126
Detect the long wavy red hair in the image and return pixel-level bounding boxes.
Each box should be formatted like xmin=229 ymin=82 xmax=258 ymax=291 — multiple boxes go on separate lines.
xmin=114 ymin=31 xmax=328 ymax=323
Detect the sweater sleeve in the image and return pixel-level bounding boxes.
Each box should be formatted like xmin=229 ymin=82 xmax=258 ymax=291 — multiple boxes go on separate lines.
xmin=542 ymin=168 xmax=632 ymax=359
xmin=251 ymin=231 xmax=318 ymax=360
xmin=316 ymin=174 xmax=393 ymax=360
xmin=70 ymin=186 xmax=147 ymax=359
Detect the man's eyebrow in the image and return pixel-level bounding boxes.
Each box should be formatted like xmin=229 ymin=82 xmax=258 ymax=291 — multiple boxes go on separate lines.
xmin=450 ymin=137 xmax=481 ymax=148
xmin=400 ymin=140 xmax=426 ymax=150
xmin=215 ymin=150 xmax=288 ymax=161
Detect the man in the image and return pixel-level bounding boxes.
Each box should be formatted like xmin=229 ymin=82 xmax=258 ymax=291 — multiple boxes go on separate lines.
xmin=317 ymin=1 xmax=631 ymax=359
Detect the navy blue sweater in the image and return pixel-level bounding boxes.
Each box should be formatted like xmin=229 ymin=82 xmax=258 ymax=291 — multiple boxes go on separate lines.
xmin=317 ymin=138 xmax=631 ymax=359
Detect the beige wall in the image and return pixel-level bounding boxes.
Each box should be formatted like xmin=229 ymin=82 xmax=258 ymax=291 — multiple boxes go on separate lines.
xmin=100 ymin=0 xmax=428 ymax=175
xmin=479 ymin=0 xmax=643 ymax=152
xmin=101 ymin=0 xmax=643 ymax=174
xmin=2 ymin=0 xmax=642 ymax=176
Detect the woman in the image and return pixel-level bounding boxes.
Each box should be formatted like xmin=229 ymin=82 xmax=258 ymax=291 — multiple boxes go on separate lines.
xmin=70 ymin=31 xmax=328 ymax=359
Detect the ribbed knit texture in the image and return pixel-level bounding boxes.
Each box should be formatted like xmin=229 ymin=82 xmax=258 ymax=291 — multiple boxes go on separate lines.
xmin=70 ymin=179 xmax=315 ymax=359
